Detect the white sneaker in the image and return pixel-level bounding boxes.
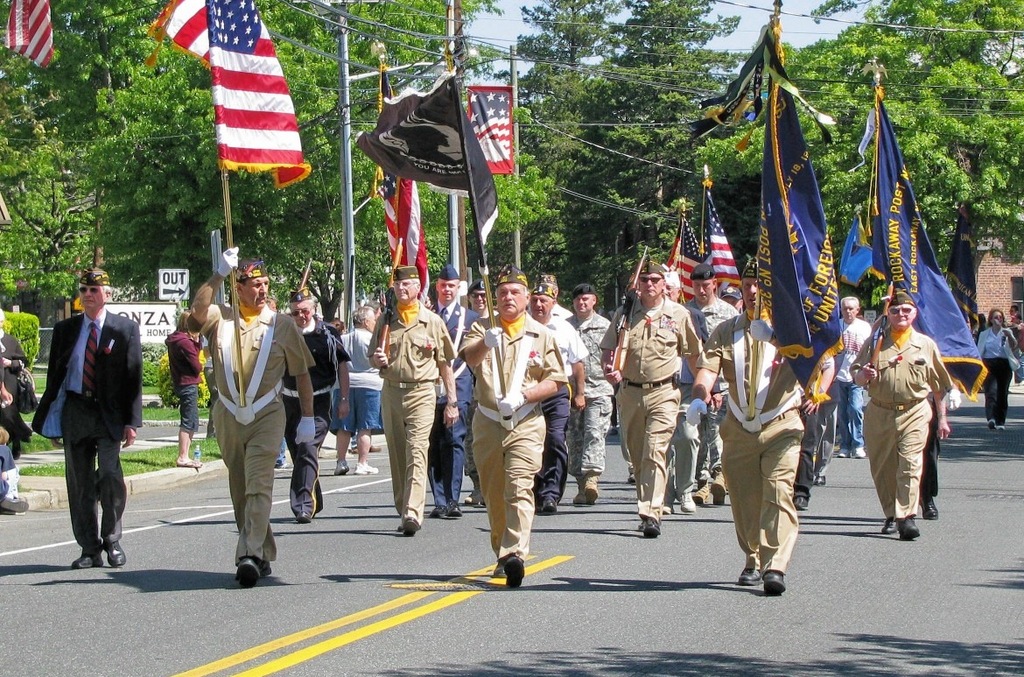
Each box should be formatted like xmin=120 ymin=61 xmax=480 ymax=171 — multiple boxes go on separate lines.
xmin=681 ymin=493 xmax=697 ymax=514
xmin=996 ymin=424 xmax=1006 ymax=431
xmin=853 ymin=447 xmax=866 ymax=459
xmin=354 ymin=463 xmax=379 ymax=475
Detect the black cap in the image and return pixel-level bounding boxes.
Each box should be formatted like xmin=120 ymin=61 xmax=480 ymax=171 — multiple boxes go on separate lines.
xmin=691 ymin=262 xmax=715 ymax=281
xmin=394 ymin=265 xmax=419 ymax=281
xmin=495 ymin=265 xmax=529 ymax=288
xmin=289 ymin=287 xmax=314 ymax=304
xmin=238 ymin=259 xmax=268 ymax=281
xmin=79 ymin=268 xmax=110 ymax=286
xmin=572 ymin=283 xmax=597 ymax=300
xmin=720 ymin=285 xmax=742 ymax=300
xmin=438 ymin=264 xmax=460 ymax=281
xmin=741 ymin=257 xmax=758 ymax=280
xmin=468 ymin=279 xmax=485 ymax=294
xmin=891 ymin=289 xmax=916 ymax=307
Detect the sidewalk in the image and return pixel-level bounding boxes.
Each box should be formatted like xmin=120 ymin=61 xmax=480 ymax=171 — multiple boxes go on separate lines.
xmin=12 ymin=424 xmax=386 ymax=512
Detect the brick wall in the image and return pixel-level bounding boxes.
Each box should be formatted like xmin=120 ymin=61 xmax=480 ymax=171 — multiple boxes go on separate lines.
xmin=976 ymin=249 xmax=1023 ymax=316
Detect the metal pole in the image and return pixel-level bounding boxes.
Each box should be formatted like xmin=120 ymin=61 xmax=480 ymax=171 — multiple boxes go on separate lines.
xmin=511 ymin=44 xmax=521 ymax=268
xmin=339 ymin=16 xmax=356 ymax=329
xmin=446 ymin=0 xmax=461 ymax=272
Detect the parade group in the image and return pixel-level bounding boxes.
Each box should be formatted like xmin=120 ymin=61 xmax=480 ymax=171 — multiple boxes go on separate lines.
xmin=6 ymin=247 xmax=963 ymax=596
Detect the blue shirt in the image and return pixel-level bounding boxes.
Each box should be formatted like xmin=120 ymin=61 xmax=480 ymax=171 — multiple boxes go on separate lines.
xmin=67 ymin=310 xmax=108 ymax=394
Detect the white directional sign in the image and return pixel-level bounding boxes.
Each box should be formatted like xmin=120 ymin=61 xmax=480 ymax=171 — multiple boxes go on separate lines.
xmin=158 ymin=268 xmax=190 ymax=301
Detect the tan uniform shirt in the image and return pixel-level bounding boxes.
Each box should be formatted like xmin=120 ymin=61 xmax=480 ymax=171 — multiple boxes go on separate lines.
xmin=467 ymin=315 xmax=567 ymax=410
xmin=600 ymin=298 xmax=701 ymax=383
xmin=698 ymin=313 xmax=802 ymax=419
xmin=853 ymin=329 xmax=952 ymax=404
xmin=201 ymin=305 xmax=313 ymax=404
xmin=370 ymin=301 xmax=456 ymax=385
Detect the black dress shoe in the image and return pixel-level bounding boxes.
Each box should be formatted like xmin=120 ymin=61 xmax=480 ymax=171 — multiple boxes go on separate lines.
xmin=401 ymin=516 xmax=421 ymax=536
xmin=258 ymin=559 xmax=272 ymax=578
xmin=105 ymin=541 xmax=126 ymax=568
xmin=762 ymin=570 xmax=786 ymax=596
xmin=881 ymin=517 xmax=897 ymax=534
xmin=296 ymin=512 xmax=312 ymax=524
xmin=794 ymin=495 xmax=809 ymax=511
xmin=898 ymin=516 xmax=920 ymax=541
xmin=503 ymin=555 xmax=525 ymax=588
xmin=428 ymin=505 xmax=447 ymax=519
xmin=236 ymin=557 xmax=260 ymax=588
xmin=642 ymin=517 xmax=661 ymax=539
xmin=737 ymin=568 xmax=761 ymax=586
xmin=922 ymin=499 xmax=938 ymax=520
xmin=813 ymin=475 xmax=826 ymax=486
xmin=71 ymin=553 xmax=103 ymax=570
xmin=540 ymin=498 xmax=558 ymax=514
xmin=445 ymin=501 xmax=462 ymax=519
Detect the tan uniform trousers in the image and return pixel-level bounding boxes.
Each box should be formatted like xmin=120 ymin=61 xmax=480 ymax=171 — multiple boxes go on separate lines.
xmin=473 ymin=410 xmax=544 ymax=561
xmin=212 ymin=399 xmax=284 ymax=564
xmin=864 ymin=399 xmax=930 ymax=520
xmin=381 ymin=382 xmax=436 ymax=524
xmin=720 ymin=410 xmax=802 ymax=573
xmin=618 ymin=382 xmax=680 ymax=520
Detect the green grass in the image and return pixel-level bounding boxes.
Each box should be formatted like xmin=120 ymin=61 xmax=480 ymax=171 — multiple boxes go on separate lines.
xmin=18 ymin=438 xmax=223 ymax=477
xmin=142 ymin=407 xmax=210 ymax=421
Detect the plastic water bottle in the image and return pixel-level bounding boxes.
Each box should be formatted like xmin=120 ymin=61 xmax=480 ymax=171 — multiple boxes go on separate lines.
xmin=192 ymin=443 xmax=202 ymax=465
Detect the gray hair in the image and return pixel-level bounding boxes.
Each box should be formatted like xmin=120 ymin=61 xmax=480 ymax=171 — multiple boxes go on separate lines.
xmin=352 ymin=305 xmax=375 ymax=328
xmin=840 ymin=296 xmax=861 ymax=309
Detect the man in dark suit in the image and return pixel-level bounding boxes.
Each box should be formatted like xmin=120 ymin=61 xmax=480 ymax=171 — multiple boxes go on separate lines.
xmin=33 ymin=269 xmax=143 ymax=570
xmin=427 ymin=265 xmax=479 ymax=518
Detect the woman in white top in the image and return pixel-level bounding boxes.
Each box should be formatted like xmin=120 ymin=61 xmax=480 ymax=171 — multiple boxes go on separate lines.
xmin=976 ymin=308 xmax=1018 ymax=430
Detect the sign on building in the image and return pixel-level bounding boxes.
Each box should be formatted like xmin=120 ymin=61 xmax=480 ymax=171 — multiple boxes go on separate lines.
xmin=107 ymin=303 xmax=178 ymax=344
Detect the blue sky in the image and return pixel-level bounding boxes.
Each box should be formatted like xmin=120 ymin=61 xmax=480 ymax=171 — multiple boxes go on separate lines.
xmin=466 ymin=0 xmax=863 ymax=54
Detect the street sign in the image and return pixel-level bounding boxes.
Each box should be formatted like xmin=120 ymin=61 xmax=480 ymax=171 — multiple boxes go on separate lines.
xmin=158 ymin=268 xmax=190 ymax=301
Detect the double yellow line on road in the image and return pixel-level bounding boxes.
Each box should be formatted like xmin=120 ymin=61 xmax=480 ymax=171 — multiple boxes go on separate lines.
xmin=177 ymin=555 xmax=573 ymax=677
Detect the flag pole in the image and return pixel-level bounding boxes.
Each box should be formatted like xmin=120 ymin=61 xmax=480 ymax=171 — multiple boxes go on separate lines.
xmin=220 ymin=170 xmax=248 ymax=407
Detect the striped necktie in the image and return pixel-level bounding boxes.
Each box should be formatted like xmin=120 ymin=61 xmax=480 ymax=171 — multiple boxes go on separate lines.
xmin=83 ymin=322 xmax=98 ymax=395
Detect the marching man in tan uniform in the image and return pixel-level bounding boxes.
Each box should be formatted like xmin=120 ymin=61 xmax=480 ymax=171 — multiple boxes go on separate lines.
xmin=462 ymin=265 xmax=567 ymax=588
xmin=191 ymin=251 xmax=315 ymax=588
xmin=687 ymin=260 xmax=829 ymax=596
xmin=852 ymin=289 xmax=952 ymax=541
xmin=370 ymin=265 xmax=458 ymax=536
xmin=600 ymin=261 xmax=701 ymax=538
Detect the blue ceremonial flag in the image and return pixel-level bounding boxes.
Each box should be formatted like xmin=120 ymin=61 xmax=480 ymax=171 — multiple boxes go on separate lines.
xmin=759 ymin=85 xmax=844 ymax=392
xmin=838 ymin=212 xmax=878 ymax=286
xmin=947 ymin=204 xmax=979 ymax=331
xmin=870 ymin=94 xmax=986 ymax=397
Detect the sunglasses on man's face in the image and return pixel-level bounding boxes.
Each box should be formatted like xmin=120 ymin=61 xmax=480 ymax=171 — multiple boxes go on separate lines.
xmin=79 ymin=286 xmax=102 ymax=294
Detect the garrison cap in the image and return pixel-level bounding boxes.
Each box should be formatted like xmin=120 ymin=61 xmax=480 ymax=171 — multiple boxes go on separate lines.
xmin=79 ymin=269 xmax=110 ymax=286
xmin=289 ymin=287 xmax=315 ymax=304
xmin=664 ymin=271 xmax=681 ymax=289
xmin=532 ymin=281 xmax=557 ymax=299
xmin=539 ymin=273 xmax=559 ymax=292
xmin=468 ymin=279 xmax=486 ymax=294
xmin=640 ymin=261 xmax=668 ymax=277
xmin=237 ymin=259 xmax=268 ymax=281
xmin=394 ymin=265 xmax=419 ymax=282
xmin=741 ymin=257 xmax=758 ymax=280
xmin=720 ymin=284 xmax=742 ymax=301
xmin=891 ymin=289 xmax=916 ymax=307
xmin=438 ymin=264 xmax=460 ymax=281
xmin=495 ymin=265 xmax=529 ymax=288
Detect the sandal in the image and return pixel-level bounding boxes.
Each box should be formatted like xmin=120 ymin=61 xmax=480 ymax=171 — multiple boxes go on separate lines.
xmin=176 ymin=459 xmax=202 ymax=469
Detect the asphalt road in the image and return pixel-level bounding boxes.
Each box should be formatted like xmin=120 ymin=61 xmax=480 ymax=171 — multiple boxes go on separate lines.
xmin=2 ymin=398 xmax=1023 ymax=676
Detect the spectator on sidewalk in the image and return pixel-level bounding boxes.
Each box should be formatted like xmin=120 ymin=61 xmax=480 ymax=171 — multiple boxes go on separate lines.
xmin=333 ymin=305 xmax=382 ymax=476
xmin=1 ymin=428 xmax=29 ymax=515
xmin=834 ymin=297 xmax=872 ymax=458
xmin=977 ymin=308 xmax=1017 ymax=430
xmin=0 ymin=308 xmax=34 ymax=458
xmin=166 ymin=311 xmax=203 ymax=469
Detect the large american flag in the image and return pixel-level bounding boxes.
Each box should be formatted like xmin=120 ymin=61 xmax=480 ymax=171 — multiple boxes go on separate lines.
xmin=149 ymin=0 xmax=310 ymax=188
xmin=668 ymin=214 xmax=706 ymax=302
xmin=5 ymin=0 xmax=53 ymax=67
xmin=467 ymin=86 xmax=514 ymax=175
xmin=376 ymin=68 xmax=428 ymax=297
xmin=703 ymin=182 xmax=740 ymax=288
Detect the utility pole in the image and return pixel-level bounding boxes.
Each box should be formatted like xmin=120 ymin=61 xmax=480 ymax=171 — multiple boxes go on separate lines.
xmin=337 ymin=10 xmax=356 ymax=327
xmin=446 ymin=0 xmax=463 ymax=275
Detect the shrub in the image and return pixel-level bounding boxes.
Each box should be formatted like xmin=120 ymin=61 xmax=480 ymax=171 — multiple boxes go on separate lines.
xmin=157 ymin=352 xmax=211 ymax=408
xmin=141 ymin=343 xmax=165 ymax=388
xmin=2 ymin=311 xmax=40 ymax=367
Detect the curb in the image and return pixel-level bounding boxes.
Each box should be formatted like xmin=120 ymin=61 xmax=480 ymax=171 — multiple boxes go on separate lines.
xmin=19 ymin=460 xmax=228 ymax=512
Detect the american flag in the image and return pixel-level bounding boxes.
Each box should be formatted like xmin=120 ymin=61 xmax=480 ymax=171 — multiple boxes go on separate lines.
xmin=467 ymin=86 xmax=514 ymax=175
xmin=669 ymin=214 xmax=706 ymax=302
xmin=703 ymin=182 xmax=740 ymax=288
xmin=149 ymin=0 xmax=310 ymax=188
xmin=5 ymin=0 xmax=53 ymax=67
xmin=377 ymin=68 xmax=428 ymax=297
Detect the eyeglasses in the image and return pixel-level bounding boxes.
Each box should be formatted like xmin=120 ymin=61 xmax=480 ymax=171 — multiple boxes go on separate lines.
xmin=79 ymin=286 xmax=102 ymax=294
xmin=638 ymin=276 xmax=663 ymax=283
xmin=470 ymin=292 xmax=486 ymax=298
xmin=290 ymin=309 xmax=312 ymax=317
xmin=888 ymin=306 xmax=914 ymax=315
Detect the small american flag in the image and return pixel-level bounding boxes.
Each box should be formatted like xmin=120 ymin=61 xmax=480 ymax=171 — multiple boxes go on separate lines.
xmin=672 ymin=214 xmax=706 ymax=302
xmin=704 ymin=183 xmax=740 ymax=287
xmin=467 ymin=86 xmax=514 ymax=175
xmin=5 ymin=0 xmax=53 ymax=67
xmin=149 ymin=0 xmax=310 ymax=188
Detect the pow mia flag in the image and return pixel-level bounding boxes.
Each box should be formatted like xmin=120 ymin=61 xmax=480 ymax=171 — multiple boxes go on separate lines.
xmin=357 ymin=74 xmax=498 ymax=265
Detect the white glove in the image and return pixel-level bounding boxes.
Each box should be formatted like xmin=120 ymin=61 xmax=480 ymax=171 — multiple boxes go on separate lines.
xmin=295 ymin=416 xmax=316 ymax=444
xmin=218 ymin=247 xmax=239 ymax=277
xmin=750 ymin=319 xmax=775 ymax=342
xmin=498 ymin=391 xmax=526 ymax=418
xmin=943 ymin=387 xmax=962 ymax=412
xmin=483 ymin=328 xmax=503 ymax=349
xmin=686 ymin=399 xmax=708 ymax=426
